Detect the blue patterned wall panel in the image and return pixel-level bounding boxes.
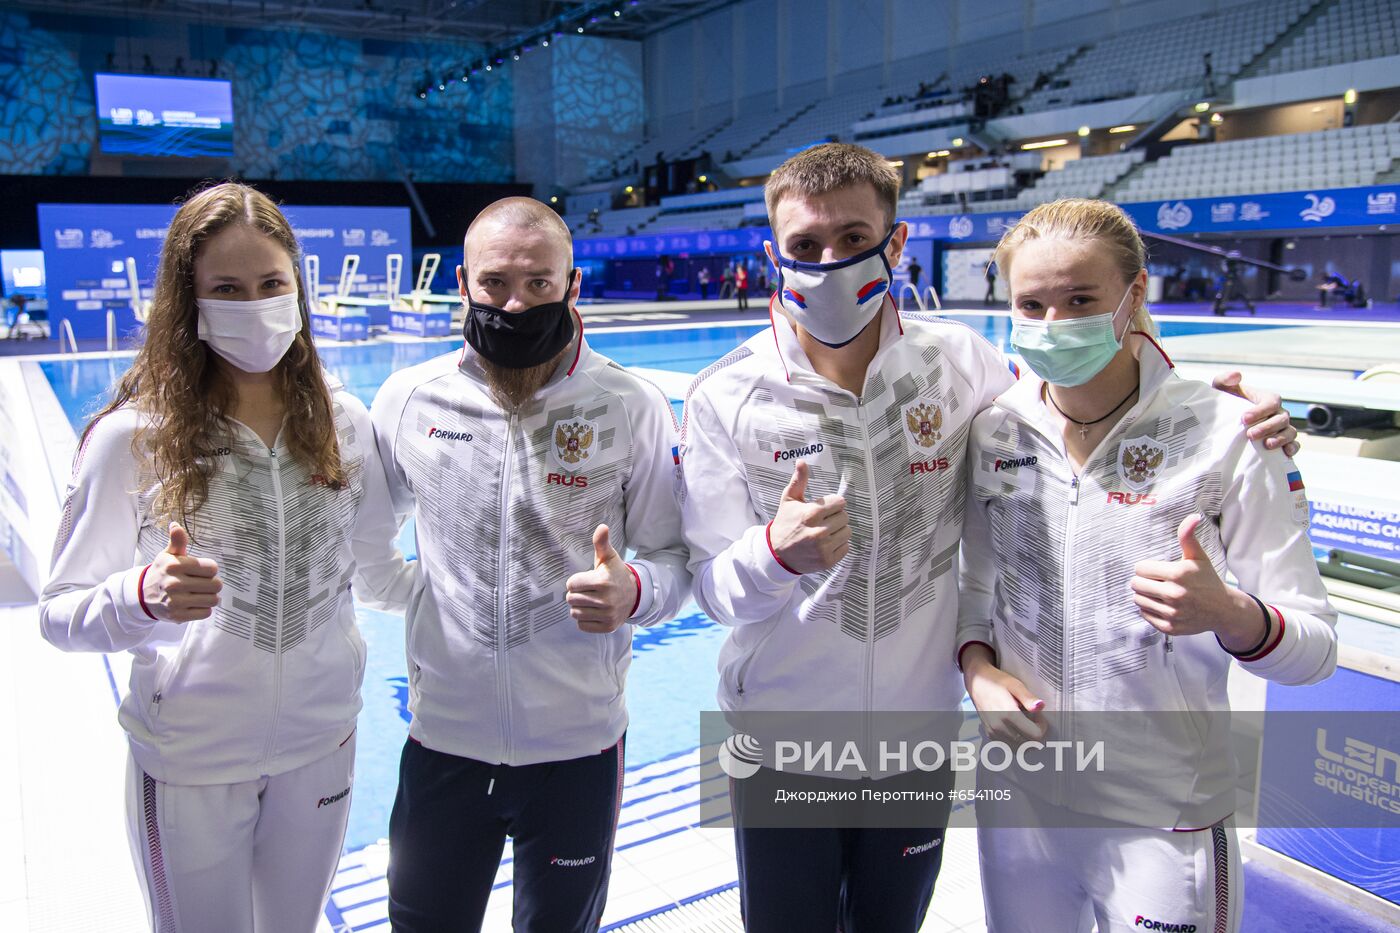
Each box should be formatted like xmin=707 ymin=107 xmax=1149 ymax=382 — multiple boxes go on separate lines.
xmin=550 ymin=36 xmax=644 ymax=186
xmin=0 ymin=11 xmax=513 ymax=182
xmin=0 ymin=11 xmax=95 ymax=175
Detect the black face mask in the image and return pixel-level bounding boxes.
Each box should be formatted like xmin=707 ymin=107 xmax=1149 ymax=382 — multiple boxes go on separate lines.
xmin=463 ymin=282 xmax=576 ymax=369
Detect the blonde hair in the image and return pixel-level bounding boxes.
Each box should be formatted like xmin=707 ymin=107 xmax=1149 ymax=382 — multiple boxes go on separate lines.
xmin=765 ymin=142 xmax=901 ymax=231
xmin=993 ymin=197 xmax=1156 ymax=337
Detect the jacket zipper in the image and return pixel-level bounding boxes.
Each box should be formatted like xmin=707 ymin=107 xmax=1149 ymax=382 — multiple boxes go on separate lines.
xmin=1058 ymin=468 xmax=1080 ymax=806
xmin=855 ymin=401 xmax=880 ymax=756
xmin=261 ymin=445 xmax=286 ymax=771
xmin=495 ymin=413 xmax=517 ymax=763
xmin=1050 ymin=409 xmax=1141 ymax=806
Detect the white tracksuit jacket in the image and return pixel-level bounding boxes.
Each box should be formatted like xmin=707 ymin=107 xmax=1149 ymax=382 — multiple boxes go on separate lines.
xmin=369 ymin=320 xmax=691 ymax=767
xmin=40 ymin=382 xmax=416 ymax=785
xmin=957 ymin=336 xmax=1337 ymax=830
xmin=681 ymin=300 xmax=1015 ymax=715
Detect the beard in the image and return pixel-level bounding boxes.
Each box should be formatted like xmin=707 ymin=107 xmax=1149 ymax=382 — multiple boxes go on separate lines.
xmin=479 ymin=343 xmax=571 ymax=411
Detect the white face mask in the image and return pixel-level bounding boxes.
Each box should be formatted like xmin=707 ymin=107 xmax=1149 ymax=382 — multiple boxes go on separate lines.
xmin=196 ymin=290 xmax=303 ymax=373
xmin=769 ymin=226 xmax=898 ymax=347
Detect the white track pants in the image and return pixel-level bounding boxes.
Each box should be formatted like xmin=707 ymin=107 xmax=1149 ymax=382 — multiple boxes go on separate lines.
xmin=977 ymin=778 xmax=1241 ymax=933
xmin=124 ymin=733 xmax=356 ymax=933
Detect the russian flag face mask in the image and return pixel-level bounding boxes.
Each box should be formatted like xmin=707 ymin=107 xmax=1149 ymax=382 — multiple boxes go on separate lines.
xmin=769 ymin=225 xmax=898 ymax=348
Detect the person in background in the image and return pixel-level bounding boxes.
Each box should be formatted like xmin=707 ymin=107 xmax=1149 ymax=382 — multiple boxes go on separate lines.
xmin=720 ymin=263 xmax=736 ymax=300
xmin=697 ymin=265 xmax=712 ymax=300
xmin=735 ymin=261 xmax=750 ymax=310
xmin=656 ymin=255 xmax=672 ymax=301
xmin=373 ymin=197 xmax=690 ymax=933
xmin=984 ymin=260 xmax=998 ymax=304
xmin=958 ymin=198 xmax=1335 ymax=933
xmin=39 ymin=182 xmax=415 ymax=932
xmin=908 ymin=257 xmax=923 ymax=294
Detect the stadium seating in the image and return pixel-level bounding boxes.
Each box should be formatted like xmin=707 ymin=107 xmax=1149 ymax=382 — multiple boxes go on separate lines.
xmin=565 ymin=0 xmax=1400 ymax=238
xmin=1014 ymin=150 xmax=1147 ymax=206
xmin=1116 ymin=124 xmax=1400 ymax=201
xmin=1019 ymin=0 xmax=1313 ymax=112
xmin=1258 ymin=0 xmax=1400 ymax=75
xmin=562 ymin=205 xmax=660 ymax=237
xmin=894 ymin=150 xmax=1146 ymax=217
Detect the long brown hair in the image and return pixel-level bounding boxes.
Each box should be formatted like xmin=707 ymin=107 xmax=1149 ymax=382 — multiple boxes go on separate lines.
xmin=82 ymin=181 xmax=346 ymax=529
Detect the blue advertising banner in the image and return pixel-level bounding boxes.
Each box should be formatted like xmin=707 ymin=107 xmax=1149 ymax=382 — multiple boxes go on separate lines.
xmin=1124 ymin=184 xmax=1400 ymax=236
xmin=1257 ymin=667 xmax=1400 ymax=906
xmin=569 ymin=185 xmax=1400 ymax=259
xmin=38 ymin=204 xmax=412 ymax=339
xmin=1308 ymin=497 xmax=1400 ymax=562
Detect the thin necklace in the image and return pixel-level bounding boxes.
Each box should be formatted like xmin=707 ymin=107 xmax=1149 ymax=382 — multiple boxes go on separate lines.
xmin=1044 ymin=384 xmax=1139 ymax=440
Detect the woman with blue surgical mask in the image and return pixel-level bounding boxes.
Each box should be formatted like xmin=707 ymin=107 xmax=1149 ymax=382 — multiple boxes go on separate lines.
xmin=39 ymin=182 xmax=416 ymax=932
xmin=954 ymin=199 xmax=1337 ymax=933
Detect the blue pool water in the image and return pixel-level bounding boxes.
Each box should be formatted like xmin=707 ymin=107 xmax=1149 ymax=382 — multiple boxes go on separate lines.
xmin=34 ymin=315 xmax=1281 ymax=430
xmin=33 ymin=314 xmax=1293 ymax=851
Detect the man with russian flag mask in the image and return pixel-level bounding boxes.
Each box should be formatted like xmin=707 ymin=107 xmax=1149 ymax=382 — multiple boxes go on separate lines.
xmin=677 ymin=143 xmax=1300 ymax=933
xmin=772 ymin=212 xmax=899 ymax=347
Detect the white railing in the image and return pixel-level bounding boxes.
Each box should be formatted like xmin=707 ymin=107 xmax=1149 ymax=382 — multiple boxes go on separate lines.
xmin=898 ymin=283 xmax=943 ymax=313
xmin=106 ymin=310 xmax=116 ymax=351
xmin=58 ymin=318 xmax=79 ymax=354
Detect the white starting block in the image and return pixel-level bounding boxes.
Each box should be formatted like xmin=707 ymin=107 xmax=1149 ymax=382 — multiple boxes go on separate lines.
xmin=389 ymin=253 xmax=455 ymax=338
xmin=308 ymin=255 xmax=370 ymax=341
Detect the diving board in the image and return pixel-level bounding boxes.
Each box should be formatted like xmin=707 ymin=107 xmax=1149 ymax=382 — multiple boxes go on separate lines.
xmin=1236 ymin=373 xmax=1400 ymax=414
xmin=309 ymin=255 xmax=370 ymax=341
xmin=389 ymin=253 xmax=455 ymax=337
xmin=1161 ymin=326 xmax=1400 ymax=374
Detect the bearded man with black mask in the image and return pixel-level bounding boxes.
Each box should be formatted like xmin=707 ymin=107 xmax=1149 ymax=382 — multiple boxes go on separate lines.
xmin=369 ymin=197 xmax=691 ymax=932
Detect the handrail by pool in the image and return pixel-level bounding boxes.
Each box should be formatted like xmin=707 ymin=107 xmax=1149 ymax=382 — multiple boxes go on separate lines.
xmin=58 ymin=318 xmax=78 ymax=354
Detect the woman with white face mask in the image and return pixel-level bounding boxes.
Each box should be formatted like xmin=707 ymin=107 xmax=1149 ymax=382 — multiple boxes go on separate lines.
xmin=955 ymin=199 xmax=1337 ymax=933
xmin=39 ymin=182 xmax=416 ymax=932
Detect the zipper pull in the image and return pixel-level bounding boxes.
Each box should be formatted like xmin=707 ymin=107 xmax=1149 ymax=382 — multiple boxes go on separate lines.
xmin=1069 ymin=475 xmax=1081 ymax=505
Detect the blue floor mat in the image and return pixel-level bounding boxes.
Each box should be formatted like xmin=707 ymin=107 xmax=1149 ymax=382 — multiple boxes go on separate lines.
xmin=1242 ymin=861 xmax=1396 ymax=932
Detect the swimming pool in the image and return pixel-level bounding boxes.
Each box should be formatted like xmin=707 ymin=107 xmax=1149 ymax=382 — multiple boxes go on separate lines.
xmin=33 ymin=313 xmax=1295 ymax=852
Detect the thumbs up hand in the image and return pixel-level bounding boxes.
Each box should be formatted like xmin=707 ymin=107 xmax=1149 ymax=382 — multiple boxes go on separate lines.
xmin=1129 ymin=514 xmax=1263 ymax=646
xmin=141 ymin=522 xmax=223 ymax=623
xmin=565 ymin=524 xmax=638 ymax=634
xmin=767 ymin=461 xmax=851 ymax=574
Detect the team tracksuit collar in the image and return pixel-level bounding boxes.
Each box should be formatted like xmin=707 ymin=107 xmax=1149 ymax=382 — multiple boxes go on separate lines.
xmin=766 ymin=293 xmax=905 ymax=390
xmin=995 ymin=331 xmax=1177 ymax=431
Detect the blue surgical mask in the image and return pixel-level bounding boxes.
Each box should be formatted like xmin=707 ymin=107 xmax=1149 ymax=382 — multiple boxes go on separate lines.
xmin=768 ymin=226 xmax=898 ymax=347
xmin=1010 ymin=286 xmax=1135 ymax=387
